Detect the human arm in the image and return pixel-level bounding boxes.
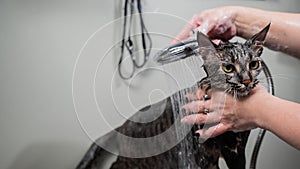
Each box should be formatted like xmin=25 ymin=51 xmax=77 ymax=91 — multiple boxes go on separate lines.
xmin=181 ymin=85 xmax=300 ymax=150
xmin=172 ymin=6 xmax=300 ymax=58
xmin=255 ymin=92 xmax=300 ymax=150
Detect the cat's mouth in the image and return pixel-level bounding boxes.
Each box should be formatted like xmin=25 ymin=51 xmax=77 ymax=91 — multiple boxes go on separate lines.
xmin=231 ymin=80 xmax=259 ymax=96
xmin=235 ymin=87 xmax=251 ymax=96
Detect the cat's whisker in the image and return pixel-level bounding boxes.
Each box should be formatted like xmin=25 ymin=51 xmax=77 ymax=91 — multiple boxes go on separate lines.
xmin=258 ymin=82 xmax=281 ymax=89
xmin=265 ymin=73 xmax=298 ymax=78
xmin=224 ymin=88 xmax=231 ymax=93
xmin=232 ymin=89 xmax=238 ymax=112
xmin=234 ymin=89 xmax=238 ymax=100
xmin=257 ymin=76 xmax=289 ymax=81
xmin=257 ymin=73 xmax=300 ymax=81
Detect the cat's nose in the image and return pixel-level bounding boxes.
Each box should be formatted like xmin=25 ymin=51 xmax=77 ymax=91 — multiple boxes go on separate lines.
xmin=242 ymin=79 xmax=251 ymax=86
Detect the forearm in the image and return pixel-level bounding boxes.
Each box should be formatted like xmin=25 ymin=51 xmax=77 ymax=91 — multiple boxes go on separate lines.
xmin=233 ymin=6 xmax=300 ymax=58
xmin=254 ymin=94 xmax=300 ymax=150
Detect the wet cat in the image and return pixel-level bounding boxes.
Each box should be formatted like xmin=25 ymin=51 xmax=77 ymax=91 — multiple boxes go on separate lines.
xmin=76 ymin=24 xmax=270 ymax=169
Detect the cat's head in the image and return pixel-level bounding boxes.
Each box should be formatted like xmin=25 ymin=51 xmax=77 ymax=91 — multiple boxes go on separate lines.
xmin=197 ymin=24 xmax=270 ymax=96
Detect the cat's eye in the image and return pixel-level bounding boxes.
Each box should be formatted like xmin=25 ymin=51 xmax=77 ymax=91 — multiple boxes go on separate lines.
xmin=249 ymin=61 xmax=260 ymax=70
xmin=222 ymin=64 xmax=235 ymax=73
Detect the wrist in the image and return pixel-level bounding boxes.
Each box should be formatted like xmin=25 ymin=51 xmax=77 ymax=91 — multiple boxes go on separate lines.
xmin=233 ymin=6 xmax=271 ymax=39
xmin=233 ymin=6 xmax=250 ymax=38
xmin=253 ymin=93 xmax=277 ymax=130
xmin=218 ymin=6 xmax=250 ymax=39
xmin=242 ymin=89 xmax=273 ymax=129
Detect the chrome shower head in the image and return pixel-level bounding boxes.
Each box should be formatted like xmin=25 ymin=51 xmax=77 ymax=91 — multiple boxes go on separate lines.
xmin=153 ymin=39 xmax=199 ymax=65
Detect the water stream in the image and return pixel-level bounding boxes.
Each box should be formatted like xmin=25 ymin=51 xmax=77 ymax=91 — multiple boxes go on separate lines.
xmin=161 ymin=55 xmax=206 ymax=169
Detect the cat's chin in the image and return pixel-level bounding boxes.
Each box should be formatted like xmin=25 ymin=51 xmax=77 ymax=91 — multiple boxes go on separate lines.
xmin=236 ymin=90 xmax=250 ymax=97
xmin=228 ymin=82 xmax=258 ymax=97
xmin=227 ymin=87 xmax=251 ymax=97
xmin=237 ymin=86 xmax=257 ymax=97
xmin=227 ymin=90 xmax=249 ymax=97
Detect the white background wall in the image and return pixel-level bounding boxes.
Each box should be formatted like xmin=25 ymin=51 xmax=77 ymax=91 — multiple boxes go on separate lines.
xmin=1 ymin=0 xmax=299 ymax=169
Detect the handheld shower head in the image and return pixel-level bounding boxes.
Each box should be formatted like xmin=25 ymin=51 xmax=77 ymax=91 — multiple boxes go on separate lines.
xmin=153 ymin=39 xmax=199 ymax=65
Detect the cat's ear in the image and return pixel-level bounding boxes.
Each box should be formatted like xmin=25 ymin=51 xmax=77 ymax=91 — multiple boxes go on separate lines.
xmin=197 ymin=31 xmax=217 ymax=59
xmin=245 ymin=23 xmax=271 ymax=55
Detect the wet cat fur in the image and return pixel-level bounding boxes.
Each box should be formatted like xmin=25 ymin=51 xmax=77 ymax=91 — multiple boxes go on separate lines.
xmin=76 ymin=24 xmax=270 ymax=169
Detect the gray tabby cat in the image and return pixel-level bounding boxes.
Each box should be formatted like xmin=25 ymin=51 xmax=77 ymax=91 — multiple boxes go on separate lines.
xmin=76 ymin=24 xmax=270 ymax=169
xmin=198 ymin=24 xmax=269 ymax=97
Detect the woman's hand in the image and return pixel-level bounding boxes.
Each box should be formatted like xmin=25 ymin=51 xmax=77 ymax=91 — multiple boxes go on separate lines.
xmin=174 ymin=6 xmax=300 ymax=149
xmin=171 ymin=6 xmax=238 ymax=44
xmin=181 ymin=84 xmax=269 ymax=140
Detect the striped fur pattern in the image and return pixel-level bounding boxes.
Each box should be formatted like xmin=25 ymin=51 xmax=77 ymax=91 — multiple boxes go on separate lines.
xmin=76 ymin=24 xmax=270 ymax=169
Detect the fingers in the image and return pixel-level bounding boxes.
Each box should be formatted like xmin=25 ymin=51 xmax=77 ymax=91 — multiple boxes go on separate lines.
xmin=196 ymin=89 xmax=206 ymax=100
xmin=181 ymin=114 xmax=206 ymax=124
xmin=181 ymin=111 xmax=221 ymax=125
xmin=171 ymin=14 xmax=203 ymax=44
xmin=185 ymin=89 xmax=211 ymax=101
xmin=182 ymin=88 xmax=231 ymax=140
xmin=197 ymin=18 xmax=213 ymax=35
xmin=196 ymin=123 xmax=230 ymax=139
xmin=184 ymin=92 xmax=198 ymax=101
xmin=182 ymin=89 xmax=215 ymax=123
xmin=182 ymin=96 xmax=211 ymax=113
xmin=183 ymin=89 xmax=213 ymax=112
xmin=182 ymin=100 xmax=203 ymax=113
